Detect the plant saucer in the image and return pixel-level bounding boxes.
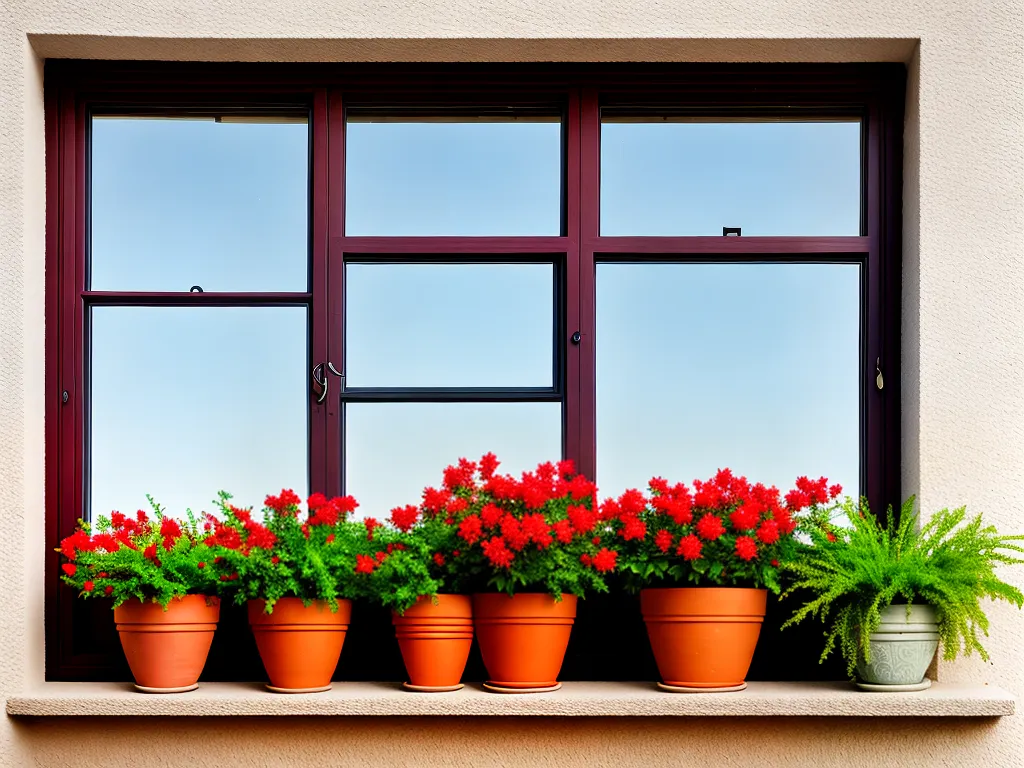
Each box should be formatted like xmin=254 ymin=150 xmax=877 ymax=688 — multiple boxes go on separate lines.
xmin=855 ymin=678 xmax=932 ymax=693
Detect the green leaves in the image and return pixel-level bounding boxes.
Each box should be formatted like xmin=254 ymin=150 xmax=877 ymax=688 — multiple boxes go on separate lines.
xmin=782 ymin=497 xmax=1024 ymax=678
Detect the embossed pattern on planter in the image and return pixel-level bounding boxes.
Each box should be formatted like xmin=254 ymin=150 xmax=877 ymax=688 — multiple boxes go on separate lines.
xmin=857 ymin=638 xmax=939 ymax=685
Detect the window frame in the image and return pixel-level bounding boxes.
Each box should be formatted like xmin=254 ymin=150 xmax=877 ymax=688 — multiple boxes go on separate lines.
xmin=45 ymin=62 xmax=904 ymax=681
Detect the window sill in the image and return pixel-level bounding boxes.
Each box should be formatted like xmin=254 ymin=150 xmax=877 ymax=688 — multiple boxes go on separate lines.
xmin=6 ymin=681 xmax=1015 ymax=717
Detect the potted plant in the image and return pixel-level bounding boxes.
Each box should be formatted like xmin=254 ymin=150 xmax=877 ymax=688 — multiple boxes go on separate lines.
xmin=783 ymin=497 xmax=1024 ymax=691
xmin=57 ymin=498 xmax=221 ymax=693
xmin=208 ymin=489 xmax=378 ymax=693
xmin=604 ymin=470 xmax=839 ymax=692
xmin=407 ymin=454 xmax=612 ymax=693
xmin=355 ymin=510 xmax=469 ymax=692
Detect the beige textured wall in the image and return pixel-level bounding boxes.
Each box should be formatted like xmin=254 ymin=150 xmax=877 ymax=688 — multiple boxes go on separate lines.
xmin=1 ymin=0 xmax=1022 ymax=766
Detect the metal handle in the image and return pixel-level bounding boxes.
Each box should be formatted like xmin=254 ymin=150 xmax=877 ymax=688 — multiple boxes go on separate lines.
xmin=723 ymin=227 xmax=741 ymax=237
xmin=875 ymin=357 xmax=884 ymax=391
xmin=312 ymin=362 xmax=328 ymax=404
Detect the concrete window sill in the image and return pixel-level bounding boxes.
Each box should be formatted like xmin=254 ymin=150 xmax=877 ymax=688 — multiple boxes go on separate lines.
xmin=6 ymin=681 xmax=1015 ymax=717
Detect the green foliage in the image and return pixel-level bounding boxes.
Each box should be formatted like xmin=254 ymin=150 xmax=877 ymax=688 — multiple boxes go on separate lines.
xmin=209 ymin=490 xmax=381 ymax=613
xmin=359 ymin=528 xmax=443 ymax=615
xmin=782 ymin=496 xmax=1024 ymax=677
xmin=57 ymin=496 xmax=220 ymax=608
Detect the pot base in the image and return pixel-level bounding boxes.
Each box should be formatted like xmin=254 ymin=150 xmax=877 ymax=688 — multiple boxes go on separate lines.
xmin=856 ymin=678 xmax=932 ymax=693
xmin=657 ymin=682 xmax=747 ymax=694
xmin=403 ymin=682 xmax=464 ymax=693
xmin=134 ymin=683 xmax=199 ymax=694
xmin=265 ymin=684 xmax=333 ymax=694
xmin=483 ymin=682 xmax=562 ymax=694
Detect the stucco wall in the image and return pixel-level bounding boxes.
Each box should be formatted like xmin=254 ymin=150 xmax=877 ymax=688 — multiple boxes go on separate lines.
xmin=1 ymin=0 xmax=1022 ymax=765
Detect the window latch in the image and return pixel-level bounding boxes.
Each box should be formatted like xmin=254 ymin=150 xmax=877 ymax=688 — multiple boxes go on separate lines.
xmin=875 ymin=357 xmax=884 ymax=391
xmin=312 ymin=363 xmax=328 ymax=404
xmin=723 ymin=227 xmax=741 ymax=236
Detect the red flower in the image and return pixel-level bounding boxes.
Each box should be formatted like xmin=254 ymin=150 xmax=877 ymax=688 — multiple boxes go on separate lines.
xmin=735 ymin=536 xmax=758 ymax=561
xmin=197 ymin=562 xmax=206 ymax=569
xmin=271 ymin=556 xmax=280 ymax=565
xmin=695 ymin=514 xmax=726 ymax=541
xmin=422 ymin=487 xmax=452 ymax=514
xmin=265 ymin=489 xmax=301 ymax=513
xmin=447 ymin=496 xmax=470 ymax=515
xmin=552 ymin=519 xmax=573 ymax=544
xmin=479 ymin=452 xmax=500 ymax=480
xmin=458 ymin=515 xmax=483 ymax=544
xmin=443 ymin=459 xmax=477 ymax=492
xmin=826 ymin=531 xmax=837 ymax=543
xmin=480 ymin=503 xmax=503 ymax=528
xmin=97 ymin=572 xmax=108 ymax=578
xmin=500 ymin=515 xmax=530 ymax=551
xmin=60 ymin=530 xmax=93 ymax=560
xmin=729 ymin=504 xmax=759 ymax=531
xmin=829 ymin=483 xmax=843 ymax=499
xmin=617 ymin=489 xmax=647 ymax=517
xmin=654 ymin=529 xmax=673 ymax=553
xmin=676 ymin=534 xmax=702 ymax=561
xmin=61 ymin=563 xmax=76 ymax=577
xmin=580 ymin=553 xmax=592 ymax=567
xmin=326 ymin=534 xmax=335 ymax=544
xmin=649 ymin=477 xmax=670 ymax=495
xmin=521 ymin=513 xmax=552 ymax=548
xmin=620 ymin=515 xmax=646 ymax=542
xmin=244 ymin=521 xmax=277 ymax=550
xmin=307 ymin=492 xmax=328 ymax=511
xmin=104 ymin=586 xmax=113 ymax=596
xmin=390 ymin=504 xmax=420 ymax=532
xmin=110 ymin=511 xmax=126 ymax=529
xmin=557 ymin=459 xmax=576 ymax=478
xmin=481 ymin=536 xmax=514 ymax=569
xmin=375 ymin=551 xmax=388 ymax=564
xmin=91 ymin=533 xmax=118 ymax=552
xmin=159 ymin=517 xmax=181 ymax=540
xmin=364 ymin=517 xmax=380 ymax=540
xmin=567 ymin=474 xmax=596 ymax=501
xmin=143 ymin=543 xmax=159 ymax=561
xmin=83 ymin=580 xmax=94 ymax=592
xmin=756 ymin=519 xmax=780 ymax=545
xmin=592 ymin=548 xmax=618 ymax=573
xmin=770 ymin=559 xmax=780 ymax=567
xmin=567 ymin=505 xmax=597 ymax=535
xmin=433 ymin=553 xmax=446 ymax=567
xmin=354 ymin=554 xmax=377 ymax=574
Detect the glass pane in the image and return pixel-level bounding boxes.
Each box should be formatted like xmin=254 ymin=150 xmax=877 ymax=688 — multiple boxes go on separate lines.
xmin=345 ymin=263 xmax=554 ymax=387
xmin=600 ymin=118 xmax=861 ymax=236
xmin=90 ymin=115 xmax=309 ymax=292
xmin=345 ymin=116 xmax=562 ymax=235
xmin=89 ymin=306 xmax=308 ymax=519
xmin=344 ymin=402 xmax=562 ymax=519
xmin=597 ymin=262 xmax=860 ymax=499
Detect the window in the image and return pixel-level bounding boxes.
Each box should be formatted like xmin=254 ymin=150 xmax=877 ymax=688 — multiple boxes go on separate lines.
xmin=46 ymin=63 xmax=904 ymax=682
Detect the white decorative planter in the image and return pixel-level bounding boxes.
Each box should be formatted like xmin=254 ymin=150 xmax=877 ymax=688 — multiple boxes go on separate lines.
xmin=856 ymin=604 xmax=938 ymax=688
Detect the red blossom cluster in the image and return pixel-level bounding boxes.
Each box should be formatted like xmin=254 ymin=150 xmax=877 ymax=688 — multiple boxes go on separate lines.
xmin=607 ymin=469 xmax=842 ymax=588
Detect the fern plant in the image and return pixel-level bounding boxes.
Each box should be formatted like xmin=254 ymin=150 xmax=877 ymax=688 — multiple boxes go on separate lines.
xmin=782 ymin=496 xmax=1024 ymax=677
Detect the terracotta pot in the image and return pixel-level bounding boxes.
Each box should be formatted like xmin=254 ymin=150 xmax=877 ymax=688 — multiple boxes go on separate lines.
xmin=113 ymin=595 xmax=220 ymax=693
xmin=641 ymin=587 xmax=766 ymax=690
xmin=248 ymin=598 xmax=351 ymax=693
xmin=392 ymin=594 xmax=473 ymax=692
xmin=473 ymin=593 xmax=576 ymax=692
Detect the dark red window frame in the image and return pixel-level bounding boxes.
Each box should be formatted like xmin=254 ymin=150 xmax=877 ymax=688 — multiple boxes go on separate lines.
xmin=45 ymin=61 xmax=904 ymax=682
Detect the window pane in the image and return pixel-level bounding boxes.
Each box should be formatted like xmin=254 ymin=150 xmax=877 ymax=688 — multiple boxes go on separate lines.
xmin=345 ymin=263 xmax=554 ymax=388
xmin=345 ymin=117 xmax=562 ymax=235
xmin=344 ymin=402 xmax=562 ymax=518
xmin=90 ymin=115 xmax=309 ymax=292
xmin=89 ymin=306 xmax=308 ymax=519
xmin=600 ymin=119 xmax=861 ymax=236
xmin=596 ymin=262 xmax=860 ymax=499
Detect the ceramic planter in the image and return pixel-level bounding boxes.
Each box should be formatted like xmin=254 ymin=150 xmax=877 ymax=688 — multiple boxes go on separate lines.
xmin=248 ymin=598 xmax=351 ymax=693
xmin=393 ymin=594 xmax=473 ymax=692
xmin=473 ymin=593 xmax=576 ymax=692
xmin=113 ymin=595 xmax=220 ymax=693
xmin=640 ymin=587 xmax=766 ymax=692
xmin=856 ymin=604 xmax=938 ymax=691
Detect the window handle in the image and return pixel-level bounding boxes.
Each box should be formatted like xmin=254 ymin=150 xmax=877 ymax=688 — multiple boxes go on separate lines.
xmin=723 ymin=227 xmax=741 ymax=236
xmin=875 ymin=357 xmax=884 ymax=391
xmin=312 ymin=362 xmax=328 ymax=404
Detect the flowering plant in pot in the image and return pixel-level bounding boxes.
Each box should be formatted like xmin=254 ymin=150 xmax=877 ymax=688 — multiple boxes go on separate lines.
xmin=57 ymin=498 xmax=221 ymax=693
xmin=398 ymin=453 xmax=613 ymax=692
xmin=603 ymin=470 xmax=840 ymax=692
xmin=208 ymin=489 xmax=379 ymax=693
xmin=783 ymin=497 xmax=1024 ymax=691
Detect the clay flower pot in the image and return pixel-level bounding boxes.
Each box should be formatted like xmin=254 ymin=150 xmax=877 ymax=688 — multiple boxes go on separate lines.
xmin=473 ymin=592 xmax=576 ymax=692
xmin=393 ymin=594 xmax=473 ymax=692
xmin=248 ymin=598 xmax=351 ymax=693
xmin=114 ymin=595 xmax=220 ymax=693
xmin=641 ymin=587 xmax=766 ymax=692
